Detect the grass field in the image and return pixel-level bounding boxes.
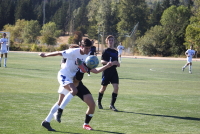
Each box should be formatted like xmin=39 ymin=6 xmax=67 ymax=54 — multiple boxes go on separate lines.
xmin=0 ymin=52 xmax=200 ymax=134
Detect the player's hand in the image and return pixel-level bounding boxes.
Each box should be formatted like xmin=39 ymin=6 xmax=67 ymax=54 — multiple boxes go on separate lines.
xmin=106 ymin=62 xmax=113 ymax=67
xmin=112 ymin=61 xmax=120 ymax=67
xmin=39 ymin=52 xmax=46 ymax=57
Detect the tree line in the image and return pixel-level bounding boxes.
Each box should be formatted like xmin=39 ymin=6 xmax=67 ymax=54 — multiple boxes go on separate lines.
xmin=0 ymin=0 xmax=199 ymax=56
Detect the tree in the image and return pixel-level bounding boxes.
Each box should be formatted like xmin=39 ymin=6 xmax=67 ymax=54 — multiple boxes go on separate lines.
xmin=40 ymin=22 xmax=61 ymax=45
xmin=15 ymin=0 xmax=34 ymax=21
xmin=160 ymin=5 xmax=191 ymax=55
xmin=117 ymin=0 xmax=148 ymax=36
xmin=149 ymin=2 xmax=163 ymax=27
xmin=22 ymin=20 xmax=41 ymax=43
xmin=137 ymin=25 xmax=170 ymax=56
xmin=3 ymin=19 xmax=27 ymax=43
xmin=185 ymin=0 xmax=200 ymax=51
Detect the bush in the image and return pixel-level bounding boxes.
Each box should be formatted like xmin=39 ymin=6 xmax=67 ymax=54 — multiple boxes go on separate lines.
xmin=57 ymin=44 xmax=69 ymax=51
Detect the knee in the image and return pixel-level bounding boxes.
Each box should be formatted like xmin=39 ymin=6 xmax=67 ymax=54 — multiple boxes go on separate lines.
xmin=70 ymin=89 xmax=78 ymax=96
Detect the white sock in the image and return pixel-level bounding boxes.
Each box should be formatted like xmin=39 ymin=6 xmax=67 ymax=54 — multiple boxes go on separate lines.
xmin=183 ymin=64 xmax=188 ymax=68
xmin=189 ymin=65 xmax=192 ymax=71
xmin=45 ymin=103 xmax=59 ymax=122
xmin=59 ymin=93 xmax=74 ymax=109
xmin=4 ymin=58 xmax=7 ymax=65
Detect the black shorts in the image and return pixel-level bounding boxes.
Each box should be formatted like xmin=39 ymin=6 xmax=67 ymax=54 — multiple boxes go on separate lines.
xmin=76 ymin=81 xmax=91 ymax=100
xmin=101 ymin=69 xmax=119 ymax=86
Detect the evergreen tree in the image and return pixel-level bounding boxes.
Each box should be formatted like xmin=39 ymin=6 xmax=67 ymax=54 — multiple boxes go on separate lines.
xmin=15 ymin=0 xmax=34 ymax=21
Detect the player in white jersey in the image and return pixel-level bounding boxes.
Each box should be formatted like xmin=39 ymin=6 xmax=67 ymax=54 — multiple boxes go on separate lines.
xmin=41 ymin=61 xmax=114 ymax=131
xmin=39 ymin=38 xmax=92 ymax=124
xmin=117 ymin=42 xmax=124 ymax=62
xmin=182 ymin=45 xmax=196 ymax=74
xmin=0 ymin=33 xmax=9 ymax=67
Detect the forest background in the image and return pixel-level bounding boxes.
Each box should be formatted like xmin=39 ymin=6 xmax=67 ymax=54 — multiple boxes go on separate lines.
xmin=0 ymin=0 xmax=199 ymax=57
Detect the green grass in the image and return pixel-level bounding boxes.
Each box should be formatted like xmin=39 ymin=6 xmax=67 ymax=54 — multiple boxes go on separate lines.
xmin=0 ymin=52 xmax=200 ymax=134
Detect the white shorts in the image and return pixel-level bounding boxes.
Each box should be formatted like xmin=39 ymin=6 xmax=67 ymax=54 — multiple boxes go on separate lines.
xmin=57 ymin=71 xmax=73 ymax=87
xmin=0 ymin=49 xmax=8 ymax=54
xmin=118 ymin=51 xmax=122 ymax=55
xmin=187 ymin=56 xmax=192 ymax=63
xmin=57 ymin=85 xmax=69 ymax=95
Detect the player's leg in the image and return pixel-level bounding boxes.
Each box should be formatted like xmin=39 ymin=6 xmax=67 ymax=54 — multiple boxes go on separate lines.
xmin=97 ymin=85 xmax=107 ymax=109
xmin=0 ymin=53 xmax=3 ymax=67
xmin=110 ymin=83 xmax=119 ymax=111
xmin=56 ymin=83 xmax=78 ymax=122
xmin=76 ymin=82 xmax=95 ymax=130
xmin=189 ymin=62 xmax=192 ymax=74
xmin=109 ymin=72 xmax=119 ymax=111
xmin=41 ymin=91 xmax=66 ymax=131
xmin=4 ymin=53 xmax=7 ymax=67
xmin=83 ymin=94 xmax=95 ymax=130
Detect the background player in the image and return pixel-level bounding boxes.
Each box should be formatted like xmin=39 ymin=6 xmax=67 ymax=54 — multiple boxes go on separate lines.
xmin=97 ymin=35 xmax=120 ymax=112
xmin=182 ymin=45 xmax=196 ymax=74
xmin=0 ymin=33 xmax=9 ymax=67
xmin=117 ymin=42 xmax=124 ymax=63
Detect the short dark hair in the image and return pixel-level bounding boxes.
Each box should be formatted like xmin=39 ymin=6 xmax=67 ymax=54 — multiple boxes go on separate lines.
xmin=80 ymin=38 xmax=92 ymax=47
xmin=105 ymin=35 xmax=114 ymax=43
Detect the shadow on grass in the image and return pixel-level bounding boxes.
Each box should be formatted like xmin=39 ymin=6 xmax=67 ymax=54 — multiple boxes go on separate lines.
xmin=93 ymin=130 xmax=125 ymax=134
xmin=54 ymin=130 xmax=125 ymax=134
xmin=117 ymin=110 xmax=200 ymax=121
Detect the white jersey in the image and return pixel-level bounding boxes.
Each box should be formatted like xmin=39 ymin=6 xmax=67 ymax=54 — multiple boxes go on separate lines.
xmin=0 ymin=38 xmax=8 ymax=54
xmin=57 ymin=48 xmax=89 ymax=86
xmin=117 ymin=45 xmax=124 ymax=55
xmin=186 ymin=49 xmax=196 ymax=63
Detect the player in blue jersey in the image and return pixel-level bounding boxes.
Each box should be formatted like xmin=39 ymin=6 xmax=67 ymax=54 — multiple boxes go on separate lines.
xmin=97 ymin=35 xmax=120 ymax=111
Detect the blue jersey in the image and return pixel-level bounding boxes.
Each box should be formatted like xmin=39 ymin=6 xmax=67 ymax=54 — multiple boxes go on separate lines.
xmin=101 ymin=48 xmax=118 ymax=68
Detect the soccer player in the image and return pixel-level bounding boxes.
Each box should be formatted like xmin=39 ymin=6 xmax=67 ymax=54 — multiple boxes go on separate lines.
xmin=182 ymin=45 xmax=196 ymax=74
xmin=41 ymin=58 xmax=114 ymax=131
xmin=0 ymin=33 xmax=9 ymax=67
xmin=90 ymin=40 xmax=97 ymax=56
xmin=117 ymin=42 xmax=124 ymax=62
xmin=97 ymin=35 xmax=120 ymax=112
xmin=39 ymin=38 xmax=92 ymax=125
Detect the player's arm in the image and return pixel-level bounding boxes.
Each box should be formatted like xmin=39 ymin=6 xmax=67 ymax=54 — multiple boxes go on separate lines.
xmin=90 ymin=62 xmax=113 ymax=74
xmin=39 ymin=51 xmax=62 ymax=57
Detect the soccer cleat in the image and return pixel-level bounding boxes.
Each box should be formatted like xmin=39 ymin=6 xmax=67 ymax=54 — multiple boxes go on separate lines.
xmin=109 ymin=105 xmax=118 ymax=112
xmin=96 ymin=100 xmax=103 ymax=109
xmin=182 ymin=67 xmax=184 ymax=72
xmin=41 ymin=121 xmax=56 ymax=131
xmin=83 ymin=124 xmax=93 ymax=130
xmin=56 ymin=108 xmax=63 ymax=123
xmin=76 ymin=58 xmax=88 ymax=73
xmin=189 ymin=71 xmax=192 ymax=74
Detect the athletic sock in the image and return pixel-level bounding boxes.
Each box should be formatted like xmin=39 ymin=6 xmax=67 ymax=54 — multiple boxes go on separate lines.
xmin=98 ymin=92 xmax=104 ymax=103
xmin=59 ymin=92 xmax=73 ymax=109
xmin=111 ymin=92 xmax=118 ymax=106
xmin=183 ymin=64 xmax=188 ymax=68
xmin=189 ymin=65 xmax=192 ymax=71
xmin=84 ymin=114 xmax=93 ymax=124
xmin=4 ymin=58 xmax=7 ymax=65
xmin=45 ymin=103 xmax=59 ymax=122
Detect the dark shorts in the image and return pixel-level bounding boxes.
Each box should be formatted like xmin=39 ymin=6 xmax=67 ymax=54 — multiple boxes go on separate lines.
xmin=101 ymin=70 xmax=119 ymax=86
xmin=76 ymin=81 xmax=91 ymax=100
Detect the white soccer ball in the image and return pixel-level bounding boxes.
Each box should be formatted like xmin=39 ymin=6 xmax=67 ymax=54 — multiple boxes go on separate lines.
xmin=85 ymin=55 xmax=99 ymax=69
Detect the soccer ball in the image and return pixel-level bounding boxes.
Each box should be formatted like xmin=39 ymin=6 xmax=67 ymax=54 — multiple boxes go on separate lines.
xmin=85 ymin=55 xmax=99 ymax=69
